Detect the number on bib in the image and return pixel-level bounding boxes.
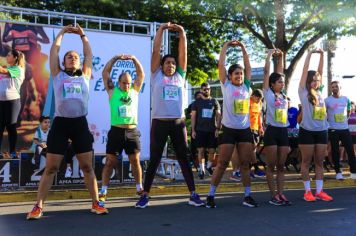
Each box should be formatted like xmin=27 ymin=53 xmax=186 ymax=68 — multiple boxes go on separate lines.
xmin=313 ymin=106 xmax=326 ymax=120
xmin=275 ymin=109 xmax=287 ymax=124
xmin=334 ymin=113 xmax=345 ymax=123
xmin=233 ymin=99 xmax=249 ymax=114
xmin=163 ymin=85 xmax=179 ymax=101
xmin=63 ymin=83 xmax=83 ymax=99
xmin=202 ymin=108 xmax=213 ymax=118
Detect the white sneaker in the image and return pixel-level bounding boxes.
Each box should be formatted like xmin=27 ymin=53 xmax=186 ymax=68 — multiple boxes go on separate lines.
xmin=65 ymin=167 xmax=72 ymax=178
xmin=350 ymin=173 xmax=356 ymax=179
xmin=335 ymin=172 xmax=344 ymax=180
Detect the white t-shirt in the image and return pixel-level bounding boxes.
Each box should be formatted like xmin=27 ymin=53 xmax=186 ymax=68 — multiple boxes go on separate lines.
xmin=325 ymin=95 xmax=350 ymax=130
xmin=221 ymin=79 xmax=251 ymax=129
xmin=34 ymin=128 xmax=49 ymax=143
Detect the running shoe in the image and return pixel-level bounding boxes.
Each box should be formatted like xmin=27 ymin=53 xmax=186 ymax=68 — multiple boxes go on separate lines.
xmin=243 ymin=196 xmax=259 ymax=207
xmin=303 ymin=190 xmax=316 ymax=202
xmin=269 ymin=195 xmax=283 ymax=206
xmin=335 ymin=173 xmax=344 ymax=180
xmin=26 ymin=204 xmax=43 ymax=220
xmin=91 ymin=201 xmax=108 ymax=214
xmin=254 ymin=169 xmax=266 ymax=177
xmin=278 ymin=193 xmax=292 ymax=206
xmin=135 ymin=194 xmax=149 ymax=208
xmin=189 ymin=193 xmax=205 ymax=207
xmin=98 ymin=190 xmax=107 ymax=203
xmin=206 ymin=167 xmax=214 ymax=176
xmin=65 ymin=167 xmax=72 ymax=178
xmin=315 ymin=191 xmax=333 ymax=202
xmin=250 ymin=172 xmax=256 ymax=178
xmin=230 ymin=171 xmax=241 ymax=181
xmin=206 ymin=196 xmax=216 ymax=208
xmin=350 ymin=173 xmax=356 ymax=179
xmin=198 ymin=170 xmax=205 ymax=180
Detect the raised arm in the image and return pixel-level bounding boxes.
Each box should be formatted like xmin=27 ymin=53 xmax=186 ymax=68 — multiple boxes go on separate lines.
xmin=299 ymin=50 xmax=313 ymax=89
xmin=75 ymin=24 xmax=92 ymax=78
xmin=172 ymin=24 xmax=187 ymax=72
xmin=102 ymin=55 xmax=119 ymax=97
xmin=131 ymin=55 xmax=145 ymax=92
xmin=316 ymin=49 xmax=324 ymax=83
xmin=50 ymin=25 xmax=73 ymax=77
xmin=151 ymin=23 xmax=169 ymax=73
xmin=239 ymin=42 xmax=251 ymax=80
xmin=275 ymin=49 xmax=284 ymax=74
xmin=263 ymin=49 xmax=274 ymax=90
xmin=218 ymin=42 xmax=230 ymax=84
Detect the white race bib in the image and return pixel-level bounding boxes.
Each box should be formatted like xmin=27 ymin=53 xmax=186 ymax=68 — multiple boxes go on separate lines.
xmin=63 ymin=82 xmax=83 ymax=99
xmin=118 ymin=105 xmax=132 ymax=118
xmin=163 ymin=85 xmax=179 ymax=101
xmin=202 ymin=108 xmax=213 ymax=118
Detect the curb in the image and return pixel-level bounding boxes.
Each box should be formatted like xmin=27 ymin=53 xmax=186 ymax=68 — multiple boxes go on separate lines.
xmin=1 ymin=178 xmax=355 ymax=203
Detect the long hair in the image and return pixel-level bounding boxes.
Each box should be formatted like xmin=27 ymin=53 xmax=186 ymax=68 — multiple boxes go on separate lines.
xmin=11 ymin=49 xmax=25 ymax=68
xmin=305 ymin=70 xmax=319 ymax=106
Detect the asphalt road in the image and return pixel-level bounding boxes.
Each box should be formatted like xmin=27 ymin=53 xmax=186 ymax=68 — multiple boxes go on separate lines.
xmin=1 ymin=187 xmax=355 ymax=236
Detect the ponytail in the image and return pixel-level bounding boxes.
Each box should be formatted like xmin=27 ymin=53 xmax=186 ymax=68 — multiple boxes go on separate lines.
xmin=11 ymin=49 xmax=26 ymax=68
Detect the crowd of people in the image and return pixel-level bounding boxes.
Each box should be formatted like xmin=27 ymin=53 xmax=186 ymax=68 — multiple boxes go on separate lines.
xmin=0 ymin=22 xmax=354 ymax=220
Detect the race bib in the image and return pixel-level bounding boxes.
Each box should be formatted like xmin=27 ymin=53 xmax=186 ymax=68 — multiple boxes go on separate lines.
xmin=275 ymin=109 xmax=287 ymax=124
xmin=313 ymin=106 xmax=326 ymax=120
xmin=233 ymin=99 xmax=249 ymax=114
xmin=334 ymin=113 xmax=345 ymax=123
xmin=202 ymin=108 xmax=213 ymax=118
xmin=163 ymin=85 xmax=179 ymax=101
xmin=63 ymin=82 xmax=83 ymax=99
xmin=118 ymin=105 xmax=132 ymax=118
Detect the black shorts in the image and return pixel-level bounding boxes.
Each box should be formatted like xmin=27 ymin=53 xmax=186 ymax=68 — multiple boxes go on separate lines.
xmin=47 ymin=116 xmax=93 ymax=155
xmin=298 ymin=127 xmax=328 ymax=145
xmin=195 ymin=131 xmax=218 ymax=149
xmin=106 ymin=126 xmax=141 ymax=155
xmin=219 ymin=126 xmax=254 ymax=145
xmin=352 ymin=135 xmax=356 ymax=144
xmin=251 ymin=129 xmax=260 ymax=146
xmin=263 ymin=125 xmax=289 ymax=147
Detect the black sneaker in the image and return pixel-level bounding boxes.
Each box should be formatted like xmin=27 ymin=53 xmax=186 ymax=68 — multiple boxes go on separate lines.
xmin=206 ymin=167 xmax=214 ymax=176
xmin=243 ymin=196 xmax=259 ymax=207
xmin=206 ymin=196 xmax=216 ymax=208
xmin=269 ymin=195 xmax=283 ymax=206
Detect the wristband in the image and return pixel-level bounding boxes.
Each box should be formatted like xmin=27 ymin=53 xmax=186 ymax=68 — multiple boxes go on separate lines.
xmin=80 ymin=34 xmax=86 ymax=38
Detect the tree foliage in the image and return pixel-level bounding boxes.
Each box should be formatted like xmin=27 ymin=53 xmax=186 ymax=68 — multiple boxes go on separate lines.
xmin=2 ymin=0 xmax=355 ymax=91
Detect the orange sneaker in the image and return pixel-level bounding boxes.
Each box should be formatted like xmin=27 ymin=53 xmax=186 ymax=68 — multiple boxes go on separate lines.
xmin=315 ymin=191 xmax=333 ymax=202
xmin=91 ymin=201 xmax=109 ymax=215
xmin=26 ymin=204 xmax=43 ymax=220
xmin=303 ymin=191 xmax=316 ymax=202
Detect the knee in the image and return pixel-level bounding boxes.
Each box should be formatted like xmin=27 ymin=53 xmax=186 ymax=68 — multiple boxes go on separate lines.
xmin=80 ymin=163 xmax=94 ymax=173
xmin=45 ymin=165 xmax=59 ymax=175
xmin=217 ymin=160 xmax=229 ymax=169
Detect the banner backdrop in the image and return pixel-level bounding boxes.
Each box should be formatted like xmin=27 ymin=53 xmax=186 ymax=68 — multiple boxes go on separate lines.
xmin=0 ymin=22 xmax=151 ymax=160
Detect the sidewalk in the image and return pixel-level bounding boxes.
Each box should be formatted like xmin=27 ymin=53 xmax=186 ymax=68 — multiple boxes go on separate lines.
xmin=1 ymin=167 xmax=355 ymax=203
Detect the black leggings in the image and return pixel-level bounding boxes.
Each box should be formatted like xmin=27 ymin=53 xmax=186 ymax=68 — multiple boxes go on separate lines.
xmin=329 ymin=129 xmax=356 ymax=174
xmin=144 ymin=119 xmax=195 ymax=193
xmin=0 ymin=99 xmax=21 ymax=152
